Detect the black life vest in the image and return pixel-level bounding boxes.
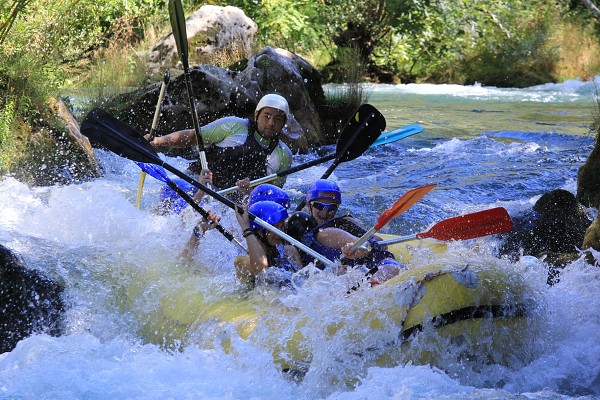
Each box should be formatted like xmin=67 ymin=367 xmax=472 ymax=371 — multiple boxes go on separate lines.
xmin=304 ymin=215 xmax=396 ymax=270
xmin=189 ymin=121 xmax=279 ymax=189
xmin=318 ymin=215 xmax=368 ymax=237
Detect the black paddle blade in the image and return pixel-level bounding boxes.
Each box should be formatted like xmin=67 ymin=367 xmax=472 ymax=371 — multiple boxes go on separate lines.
xmin=336 ymin=104 xmax=386 ymax=163
xmin=168 ymin=0 xmax=189 ymax=67
xmin=81 ymin=108 xmax=162 ymax=165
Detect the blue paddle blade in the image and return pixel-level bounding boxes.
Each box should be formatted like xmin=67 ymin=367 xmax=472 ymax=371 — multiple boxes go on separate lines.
xmin=371 ymin=124 xmax=423 ymax=147
xmin=136 ymin=162 xmax=169 ymax=182
xmin=160 ymin=178 xmax=198 ymax=214
xmin=136 ymin=162 xmax=198 ymax=214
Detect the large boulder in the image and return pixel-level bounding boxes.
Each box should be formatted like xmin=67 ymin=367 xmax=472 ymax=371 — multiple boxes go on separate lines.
xmin=117 ymin=46 xmax=328 ymax=155
xmin=577 ymin=134 xmax=600 ymax=208
xmin=146 ymin=5 xmax=257 ymax=75
xmin=498 ymin=189 xmax=592 ymax=283
xmin=0 ymin=244 xmax=65 ymax=353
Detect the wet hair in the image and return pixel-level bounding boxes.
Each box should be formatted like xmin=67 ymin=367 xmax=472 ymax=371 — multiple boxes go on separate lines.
xmin=285 ymin=211 xmax=318 ymax=241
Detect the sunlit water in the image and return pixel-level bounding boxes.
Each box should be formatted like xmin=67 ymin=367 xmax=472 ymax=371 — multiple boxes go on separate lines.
xmin=1 ymin=79 xmax=600 ymax=399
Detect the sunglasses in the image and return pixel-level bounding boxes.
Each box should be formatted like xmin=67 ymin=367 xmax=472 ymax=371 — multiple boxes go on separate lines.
xmin=310 ymin=201 xmax=339 ymax=213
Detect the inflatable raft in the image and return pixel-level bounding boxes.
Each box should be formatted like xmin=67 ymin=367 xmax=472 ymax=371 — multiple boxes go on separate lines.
xmin=125 ymin=236 xmax=537 ymax=379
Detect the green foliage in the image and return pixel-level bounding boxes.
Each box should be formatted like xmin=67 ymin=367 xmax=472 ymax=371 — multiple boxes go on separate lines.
xmin=213 ymin=0 xmax=328 ymax=55
xmin=0 ymin=97 xmax=15 ymax=147
xmin=0 ymin=96 xmax=26 ymax=174
xmin=460 ymin=5 xmax=559 ymax=86
xmin=367 ymin=0 xmax=572 ymax=85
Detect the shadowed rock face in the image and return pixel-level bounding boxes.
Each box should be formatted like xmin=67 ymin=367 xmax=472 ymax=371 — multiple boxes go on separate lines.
xmin=498 ymin=189 xmax=592 ymax=283
xmin=118 ymin=46 xmax=328 ymax=156
xmin=0 ymin=244 xmax=65 ymax=353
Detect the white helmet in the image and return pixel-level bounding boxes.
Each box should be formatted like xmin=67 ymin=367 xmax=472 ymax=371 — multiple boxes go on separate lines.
xmin=255 ymin=93 xmax=289 ymax=118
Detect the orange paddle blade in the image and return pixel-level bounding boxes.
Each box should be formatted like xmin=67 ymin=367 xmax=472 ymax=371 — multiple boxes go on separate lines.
xmin=416 ymin=207 xmax=513 ymax=241
xmin=374 ymin=184 xmax=436 ymax=230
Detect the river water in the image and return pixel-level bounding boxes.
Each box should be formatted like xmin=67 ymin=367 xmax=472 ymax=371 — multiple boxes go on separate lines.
xmin=1 ymin=79 xmax=599 ymax=399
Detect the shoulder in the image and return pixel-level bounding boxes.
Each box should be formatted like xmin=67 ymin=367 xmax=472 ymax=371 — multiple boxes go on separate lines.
xmin=320 ymin=215 xmax=366 ymax=236
xmin=203 ymin=117 xmax=250 ymax=141
xmin=273 ymin=140 xmax=292 ymax=162
xmin=276 ymin=140 xmax=292 ymax=154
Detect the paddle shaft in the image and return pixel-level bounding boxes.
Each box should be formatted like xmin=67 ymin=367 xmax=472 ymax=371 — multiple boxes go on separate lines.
xmin=149 ymin=70 xmax=170 ymax=141
xmin=218 ymin=154 xmax=335 ymax=195
xmin=136 ymin=70 xmax=170 ymax=208
xmin=169 ymin=0 xmax=208 ymax=172
xmin=135 ymin=161 xmax=248 ymax=252
xmin=165 ymin=179 xmax=248 ymax=254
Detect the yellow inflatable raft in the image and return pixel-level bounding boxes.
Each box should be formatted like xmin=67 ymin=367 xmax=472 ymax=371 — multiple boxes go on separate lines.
xmin=124 ymin=237 xmax=537 ymax=379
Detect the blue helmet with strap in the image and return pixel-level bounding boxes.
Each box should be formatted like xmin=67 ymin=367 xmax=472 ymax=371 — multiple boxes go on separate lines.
xmin=306 ymin=179 xmax=341 ymax=203
xmin=249 ymin=201 xmax=289 ymax=231
xmin=248 ymin=184 xmax=291 ymax=209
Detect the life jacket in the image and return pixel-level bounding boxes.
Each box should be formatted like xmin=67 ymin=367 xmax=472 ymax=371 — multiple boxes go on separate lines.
xmin=256 ymin=243 xmax=299 ymax=288
xmin=301 ymin=223 xmax=397 ymax=271
xmin=317 ymin=214 xmax=368 ymax=237
xmin=189 ymin=120 xmax=279 ymax=189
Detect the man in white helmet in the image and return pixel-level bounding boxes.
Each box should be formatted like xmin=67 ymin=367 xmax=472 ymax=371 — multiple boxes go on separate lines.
xmin=149 ymin=93 xmax=293 ymax=197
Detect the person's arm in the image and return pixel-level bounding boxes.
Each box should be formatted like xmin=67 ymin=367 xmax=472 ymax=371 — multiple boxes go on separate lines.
xmin=192 ymin=169 xmax=213 ymax=202
xmin=268 ymin=143 xmax=293 ymax=188
xmin=148 ymin=129 xmax=197 ymax=148
xmin=283 ymin=245 xmax=303 ymax=271
xmin=315 ymin=227 xmax=370 ymax=259
xmin=234 ymin=205 xmax=269 ymax=280
xmin=235 ymin=178 xmax=253 ymax=198
xmin=179 ymin=211 xmax=221 ymax=260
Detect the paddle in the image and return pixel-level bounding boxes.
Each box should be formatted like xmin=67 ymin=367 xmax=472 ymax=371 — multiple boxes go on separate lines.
xmin=322 ymin=103 xmax=385 ymax=179
xmin=168 ymin=0 xmax=209 ymax=178
xmin=136 ymin=162 xmax=248 ymax=254
xmin=377 ymin=207 xmax=513 ymax=246
xmin=81 ymin=108 xmax=336 ymax=268
xmin=217 ymin=121 xmax=422 ymax=196
xmin=294 ymin=104 xmax=386 ymax=211
xmin=349 ymin=184 xmax=437 ymax=252
xmin=135 ymin=70 xmax=170 ymax=208
xmin=371 ymin=123 xmax=422 ymax=147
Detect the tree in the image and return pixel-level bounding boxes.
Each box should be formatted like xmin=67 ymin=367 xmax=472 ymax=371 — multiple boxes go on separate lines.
xmin=581 ymin=0 xmax=600 ymax=18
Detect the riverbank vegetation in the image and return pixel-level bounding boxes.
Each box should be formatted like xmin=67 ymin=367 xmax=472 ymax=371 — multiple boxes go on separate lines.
xmin=1 ymin=0 xmax=600 ymax=179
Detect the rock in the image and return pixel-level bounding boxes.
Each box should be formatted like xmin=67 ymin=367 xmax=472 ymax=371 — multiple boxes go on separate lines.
xmin=498 ymin=189 xmax=592 ymax=284
xmin=117 ymin=46 xmax=327 ymax=155
xmin=577 ymin=134 xmax=600 ymax=208
xmin=582 ymin=214 xmax=600 ymax=265
xmin=53 ymin=98 xmax=102 ymax=176
xmin=0 ymin=244 xmax=65 ymax=353
xmin=146 ymin=5 xmax=257 ymax=75
xmin=11 ymin=98 xmax=102 ymax=186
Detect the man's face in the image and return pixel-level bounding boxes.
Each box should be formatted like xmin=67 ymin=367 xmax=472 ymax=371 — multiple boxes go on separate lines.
xmin=255 ymin=107 xmax=286 ymax=139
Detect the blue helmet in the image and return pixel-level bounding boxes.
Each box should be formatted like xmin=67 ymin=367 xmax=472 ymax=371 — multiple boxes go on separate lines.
xmin=306 ymin=179 xmax=341 ymax=203
xmin=248 ymin=184 xmax=291 ymax=209
xmin=159 ymin=179 xmax=197 ymax=214
xmin=249 ymin=201 xmax=289 ymax=231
